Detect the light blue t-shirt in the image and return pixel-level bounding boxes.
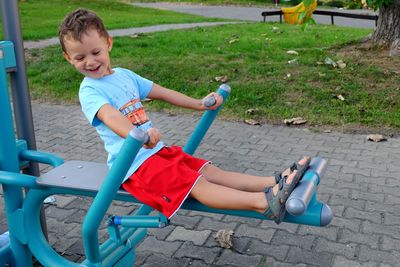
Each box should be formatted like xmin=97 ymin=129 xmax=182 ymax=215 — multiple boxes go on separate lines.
xmin=79 ymin=67 xmax=164 ymax=182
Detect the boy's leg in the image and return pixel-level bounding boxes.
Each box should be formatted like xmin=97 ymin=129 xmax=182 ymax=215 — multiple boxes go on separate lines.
xmin=200 ymin=156 xmax=309 ymax=192
xmin=190 ymin=169 xmax=299 ymax=214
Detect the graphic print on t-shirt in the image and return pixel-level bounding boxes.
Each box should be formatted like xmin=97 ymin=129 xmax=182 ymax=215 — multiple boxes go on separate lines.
xmin=119 ymin=99 xmax=149 ymax=126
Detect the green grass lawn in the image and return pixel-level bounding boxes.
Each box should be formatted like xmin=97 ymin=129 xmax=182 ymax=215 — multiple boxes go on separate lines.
xmin=0 ymin=0 xmax=224 ymax=40
xmin=25 ymin=22 xmax=400 ymax=129
xmin=129 ymin=0 xmax=277 ymax=5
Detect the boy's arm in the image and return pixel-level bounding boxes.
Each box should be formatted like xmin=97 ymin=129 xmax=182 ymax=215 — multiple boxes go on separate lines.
xmin=147 ymin=83 xmax=222 ymax=111
xmin=96 ymin=104 xmax=160 ymax=148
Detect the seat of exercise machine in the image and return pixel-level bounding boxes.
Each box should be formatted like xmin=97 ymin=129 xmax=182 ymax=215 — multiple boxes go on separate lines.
xmin=37 ymin=160 xmax=130 ymax=195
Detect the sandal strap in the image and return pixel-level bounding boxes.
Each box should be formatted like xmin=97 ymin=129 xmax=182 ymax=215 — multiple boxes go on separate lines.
xmin=264 ymin=186 xmax=285 ymax=224
xmin=274 ymin=173 xmax=281 ymax=184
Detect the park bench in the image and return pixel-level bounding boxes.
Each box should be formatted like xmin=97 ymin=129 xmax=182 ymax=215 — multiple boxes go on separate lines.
xmin=262 ymin=9 xmax=379 ymax=26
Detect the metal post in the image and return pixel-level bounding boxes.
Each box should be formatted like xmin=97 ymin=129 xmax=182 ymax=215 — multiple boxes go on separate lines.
xmin=0 ymin=41 xmax=32 ymax=267
xmin=0 ymin=0 xmax=48 ymax=238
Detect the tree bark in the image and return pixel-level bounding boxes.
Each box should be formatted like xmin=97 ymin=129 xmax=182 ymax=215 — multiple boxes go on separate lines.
xmin=372 ymin=0 xmax=400 ymax=49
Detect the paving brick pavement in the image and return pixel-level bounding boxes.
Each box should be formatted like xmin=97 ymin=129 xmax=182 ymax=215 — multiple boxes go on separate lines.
xmin=2 ymin=102 xmax=400 ymax=266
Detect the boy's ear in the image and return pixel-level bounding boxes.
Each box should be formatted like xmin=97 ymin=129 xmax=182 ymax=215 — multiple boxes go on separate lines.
xmin=107 ymin=36 xmax=113 ymax=52
xmin=63 ymin=51 xmax=72 ymax=64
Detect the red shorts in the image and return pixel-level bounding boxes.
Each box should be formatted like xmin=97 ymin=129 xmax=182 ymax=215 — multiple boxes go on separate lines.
xmin=122 ymin=146 xmax=209 ymax=218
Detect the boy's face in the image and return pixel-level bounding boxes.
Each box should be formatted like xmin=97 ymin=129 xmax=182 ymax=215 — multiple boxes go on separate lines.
xmin=63 ymin=28 xmax=113 ymax=79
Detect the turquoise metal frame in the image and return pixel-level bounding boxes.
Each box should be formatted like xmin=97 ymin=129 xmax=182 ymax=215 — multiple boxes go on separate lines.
xmin=0 ymin=38 xmax=332 ymax=266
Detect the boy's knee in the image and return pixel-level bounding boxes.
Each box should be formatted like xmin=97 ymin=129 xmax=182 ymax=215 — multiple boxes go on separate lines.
xmin=200 ymin=163 xmax=219 ymax=176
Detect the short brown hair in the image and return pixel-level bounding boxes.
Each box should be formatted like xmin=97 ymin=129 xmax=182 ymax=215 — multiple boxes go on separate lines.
xmin=59 ymin=8 xmax=109 ymax=52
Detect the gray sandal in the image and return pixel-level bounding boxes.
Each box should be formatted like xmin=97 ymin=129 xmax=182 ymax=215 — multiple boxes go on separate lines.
xmin=274 ymin=157 xmax=311 ymax=184
xmin=265 ymin=157 xmax=311 ymax=224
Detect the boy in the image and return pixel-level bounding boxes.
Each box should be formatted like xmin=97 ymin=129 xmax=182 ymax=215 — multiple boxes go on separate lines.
xmin=59 ymin=8 xmax=310 ymax=224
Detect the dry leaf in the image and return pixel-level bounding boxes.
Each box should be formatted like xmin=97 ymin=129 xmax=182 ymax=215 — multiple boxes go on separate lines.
xmin=245 ymin=108 xmax=259 ymax=115
xmin=214 ymin=76 xmax=229 ymax=83
xmin=287 ymin=50 xmax=299 ymax=56
xmin=337 ymin=94 xmax=345 ymax=101
xmin=283 ymin=117 xmax=307 ymax=125
xmin=229 ymin=39 xmax=239 ymax=44
xmin=367 ymin=134 xmax=387 ymax=142
xmin=244 ymin=119 xmax=261 ymax=125
xmin=214 ymin=229 xmax=234 ymax=248
xmin=324 ymin=57 xmax=337 ymax=68
xmin=336 ymin=60 xmax=346 ymax=69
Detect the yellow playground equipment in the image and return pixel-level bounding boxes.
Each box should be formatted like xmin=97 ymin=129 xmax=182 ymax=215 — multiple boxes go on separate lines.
xmin=282 ymin=0 xmax=318 ymax=24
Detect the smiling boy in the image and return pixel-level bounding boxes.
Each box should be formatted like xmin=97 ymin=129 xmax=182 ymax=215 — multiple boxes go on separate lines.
xmin=59 ymin=8 xmax=310 ymax=223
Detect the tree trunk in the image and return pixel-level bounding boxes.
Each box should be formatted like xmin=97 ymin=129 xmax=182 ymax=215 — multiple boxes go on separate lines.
xmin=372 ymin=0 xmax=399 ymax=51
xmin=373 ymin=0 xmax=400 ymax=55
xmin=372 ymin=0 xmax=400 ymax=55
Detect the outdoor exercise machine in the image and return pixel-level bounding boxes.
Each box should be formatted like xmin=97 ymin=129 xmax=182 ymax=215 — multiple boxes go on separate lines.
xmin=0 ymin=1 xmax=333 ymax=266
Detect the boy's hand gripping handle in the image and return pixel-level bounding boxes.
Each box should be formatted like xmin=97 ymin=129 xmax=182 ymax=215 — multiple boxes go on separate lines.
xmin=204 ymin=95 xmax=217 ymax=107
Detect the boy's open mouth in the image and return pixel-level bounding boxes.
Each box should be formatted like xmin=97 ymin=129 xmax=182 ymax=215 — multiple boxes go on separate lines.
xmin=87 ymin=65 xmax=101 ymax=72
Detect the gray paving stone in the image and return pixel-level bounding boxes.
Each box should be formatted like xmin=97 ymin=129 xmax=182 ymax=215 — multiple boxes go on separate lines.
xmin=45 ymin=205 xmax=79 ymax=221
xmin=174 ymin=242 xmax=220 ymax=264
xmin=196 ymin=216 xmax=238 ymax=231
xmin=314 ymin=238 xmax=358 ymax=259
xmin=271 ymin=230 xmax=315 ymax=251
xmin=381 ymin=235 xmax=400 ymax=251
xmin=297 ymin=225 xmax=339 ymax=242
xmin=344 ymin=207 xmax=382 ymax=224
xmin=359 ymin=245 xmax=400 ymax=265
xmin=362 ymin=220 xmax=400 ymax=239
xmin=259 ymin=220 xmax=299 ymax=234
xmin=365 ymin=201 xmax=400 ymax=216
xmin=138 ymin=253 xmax=190 ymax=267
xmin=235 ymin=224 xmax=275 ymax=243
xmin=166 ymin=226 xmax=211 ymax=245
xmin=332 ymin=255 xmax=379 ymax=267
xmin=215 ymin=249 xmax=263 ymax=267
xmin=247 ymin=239 xmax=289 ymax=261
xmin=146 ymin=225 xmax=175 ymax=240
xmin=338 ymin=228 xmax=379 ymax=249
xmin=170 ymin=214 xmax=202 ymax=229
xmin=137 ymin=236 xmax=182 ymax=257
xmin=287 ymin=246 xmax=334 ymax=266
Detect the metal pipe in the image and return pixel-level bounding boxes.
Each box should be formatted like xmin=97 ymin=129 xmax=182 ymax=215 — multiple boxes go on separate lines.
xmin=183 ymin=84 xmax=231 ymax=155
xmin=0 ymin=0 xmax=48 ymax=240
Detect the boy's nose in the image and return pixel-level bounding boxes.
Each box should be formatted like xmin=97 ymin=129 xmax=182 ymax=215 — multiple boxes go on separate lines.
xmin=85 ymin=56 xmax=96 ymax=65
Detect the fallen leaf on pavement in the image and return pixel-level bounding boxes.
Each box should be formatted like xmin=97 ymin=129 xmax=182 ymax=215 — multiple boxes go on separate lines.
xmin=283 ymin=117 xmax=307 ymax=125
xmin=214 ymin=229 xmax=234 ymax=249
xmin=244 ymin=119 xmax=261 ymax=125
xmin=367 ymin=134 xmax=387 ymax=142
